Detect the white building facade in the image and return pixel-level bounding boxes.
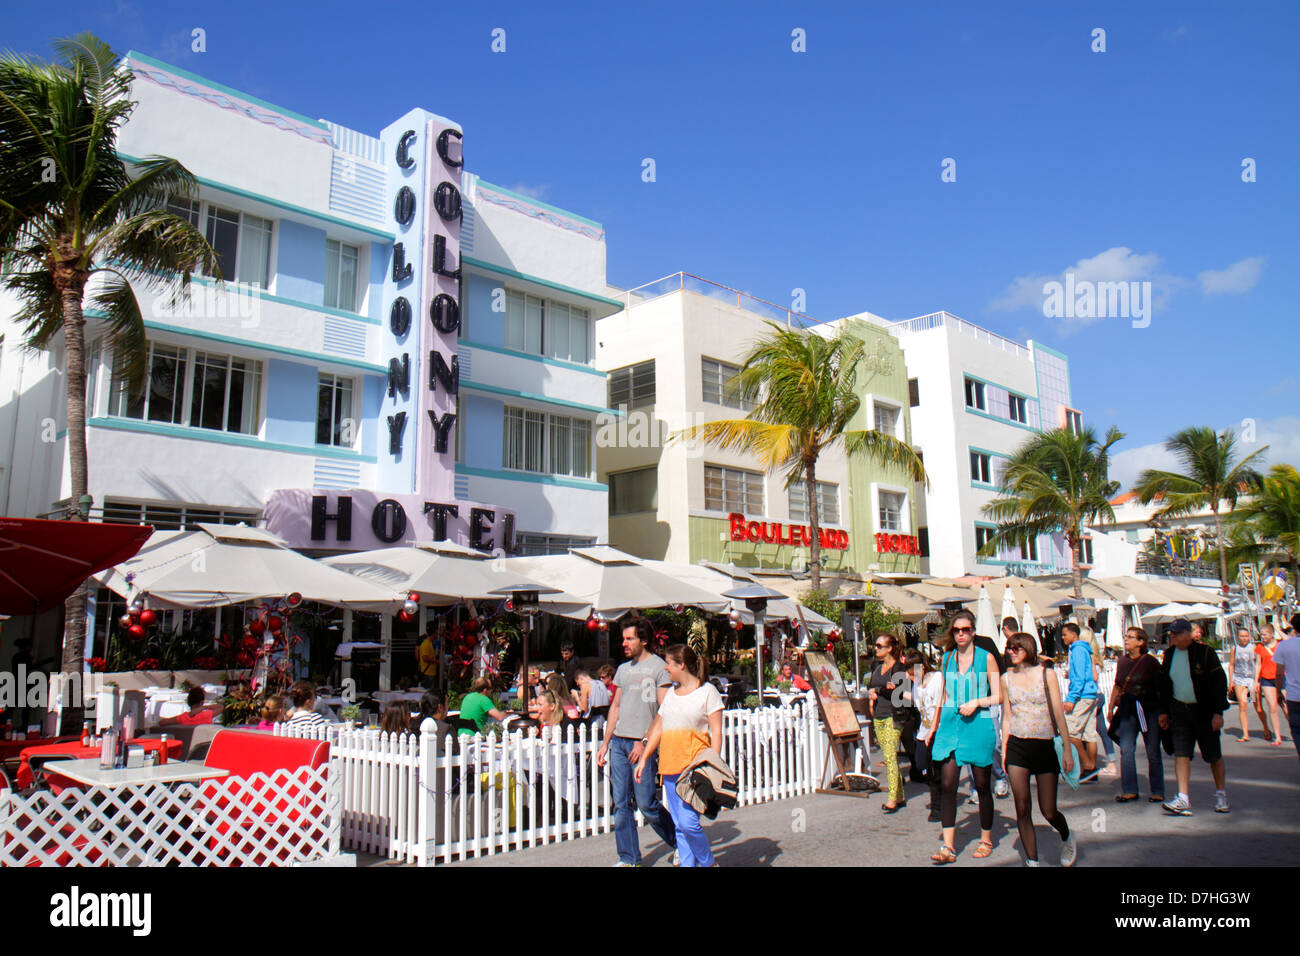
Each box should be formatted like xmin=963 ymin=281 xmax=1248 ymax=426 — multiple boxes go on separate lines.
xmin=0 ymin=52 xmax=616 ymax=644
xmin=849 ymin=311 xmax=1082 ymax=579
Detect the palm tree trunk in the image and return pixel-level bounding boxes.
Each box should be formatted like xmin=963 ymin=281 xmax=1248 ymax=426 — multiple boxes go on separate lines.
xmin=1067 ymin=528 xmax=1083 ymax=599
xmin=806 ymin=460 xmax=821 ymax=593
xmin=59 ymin=287 xmax=90 ymax=688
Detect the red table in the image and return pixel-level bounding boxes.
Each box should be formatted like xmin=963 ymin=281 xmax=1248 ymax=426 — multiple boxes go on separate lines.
xmin=0 ymin=735 xmax=78 ymax=764
xmin=14 ymin=738 xmax=183 ymax=789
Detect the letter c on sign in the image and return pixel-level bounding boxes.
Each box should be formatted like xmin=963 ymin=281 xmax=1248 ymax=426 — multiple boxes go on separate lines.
xmin=396 ymin=130 xmax=417 ymax=169
xmin=437 ymin=128 xmax=464 ymax=168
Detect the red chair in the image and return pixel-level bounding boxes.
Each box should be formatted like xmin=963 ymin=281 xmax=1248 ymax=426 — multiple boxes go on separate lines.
xmin=201 ymin=730 xmax=331 ymax=866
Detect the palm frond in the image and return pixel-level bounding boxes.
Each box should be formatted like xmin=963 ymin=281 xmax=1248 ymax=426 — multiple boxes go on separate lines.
xmin=86 ymin=269 xmax=147 ymax=393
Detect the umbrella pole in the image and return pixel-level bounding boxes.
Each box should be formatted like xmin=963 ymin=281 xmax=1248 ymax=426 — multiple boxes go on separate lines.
xmin=755 ymin=607 xmax=765 ymax=702
xmin=520 ymin=616 xmax=530 ymax=711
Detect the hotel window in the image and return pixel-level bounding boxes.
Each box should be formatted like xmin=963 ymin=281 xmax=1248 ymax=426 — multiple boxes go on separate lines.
xmin=204 ymin=206 xmax=240 ymax=281
xmin=701 ymin=358 xmax=752 ymax=410
xmin=237 ymin=214 xmax=273 ymax=287
xmin=874 ymin=402 xmax=900 ymax=438
xmin=316 ymin=373 xmax=354 ymax=447
xmin=975 ymin=525 xmax=996 ymax=553
xmin=546 ymin=301 xmax=590 ymax=365
xmin=970 ymin=451 xmax=991 ymax=484
xmin=917 ymin=526 xmax=930 ymax=558
xmin=503 ymin=406 xmax=591 ymax=477
xmin=111 ymin=343 xmax=188 ymax=424
xmin=166 ymin=196 xmax=201 ymax=228
xmin=505 ymin=290 xmax=544 ymax=354
xmin=607 ymin=360 xmax=656 ymax=411
xmin=789 ymin=481 xmax=839 ymax=525
xmin=325 ymin=239 xmax=359 ymax=310
xmin=908 ymin=378 xmax=920 ymax=407
xmin=878 ymin=490 xmax=905 ymax=532
xmin=609 ymin=466 xmax=658 ymax=515
xmin=1008 ymin=393 xmax=1027 ymax=424
xmin=190 ymin=352 xmax=262 ymax=435
xmin=1064 ymin=408 xmax=1083 ymax=436
xmin=964 ymin=377 xmax=985 ymax=412
xmin=704 ymin=464 xmax=763 ymax=514
xmin=1081 ymin=536 xmax=1094 ymax=565
xmin=1019 ymin=537 xmax=1039 ymax=562
xmin=515 ymin=533 xmax=595 ymax=556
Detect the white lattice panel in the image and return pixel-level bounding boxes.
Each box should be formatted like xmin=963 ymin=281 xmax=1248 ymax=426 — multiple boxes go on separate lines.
xmin=1 ymin=766 xmax=340 ymax=867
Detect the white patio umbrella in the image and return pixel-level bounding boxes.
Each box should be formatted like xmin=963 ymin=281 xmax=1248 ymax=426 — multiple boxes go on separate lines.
xmin=1020 ymin=596 xmax=1037 ymax=645
xmin=500 ymin=546 xmax=729 ymax=620
xmin=94 ymin=524 xmax=404 ymax=610
xmin=321 ymin=543 xmax=570 ymax=606
xmin=650 ymin=561 xmax=833 ymax=629
xmin=1141 ymin=602 xmax=1218 ymax=624
xmin=975 ymin=586 xmax=997 ymax=645
xmin=1103 ymin=597 xmax=1126 ymax=648
xmin=998 ymin=586 xmax=1017 ymax=646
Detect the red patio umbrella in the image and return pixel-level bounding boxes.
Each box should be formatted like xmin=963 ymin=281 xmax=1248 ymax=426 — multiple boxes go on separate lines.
xmin=0 ymin=518 xmax=153 ymax=615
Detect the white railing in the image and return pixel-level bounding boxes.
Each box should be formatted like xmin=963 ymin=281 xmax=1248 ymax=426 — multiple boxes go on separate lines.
xmin=890 ymin=312 xmax=1032 ymax=361
xmin=1 ymin=764 xmax=341 ymax=867
xmin=279 ymin=705 xmax=824 ymax=865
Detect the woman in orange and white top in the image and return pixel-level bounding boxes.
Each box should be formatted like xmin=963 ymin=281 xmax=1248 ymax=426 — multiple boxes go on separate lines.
xmin=635 ymin=644 xmax=724 ymax=867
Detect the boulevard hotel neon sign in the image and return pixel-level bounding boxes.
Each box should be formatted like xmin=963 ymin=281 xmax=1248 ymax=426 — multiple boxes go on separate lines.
xmin=728 ymin=513 xmax=848 ymax=550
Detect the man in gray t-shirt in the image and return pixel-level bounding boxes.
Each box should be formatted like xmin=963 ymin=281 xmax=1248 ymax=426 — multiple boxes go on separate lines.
xmin=597 ymin=616 xmax=677 ymax=865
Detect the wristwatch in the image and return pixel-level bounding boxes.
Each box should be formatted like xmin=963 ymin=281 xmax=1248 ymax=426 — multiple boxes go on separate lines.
xmin=640 ymin=737 xmax=649 ymax=746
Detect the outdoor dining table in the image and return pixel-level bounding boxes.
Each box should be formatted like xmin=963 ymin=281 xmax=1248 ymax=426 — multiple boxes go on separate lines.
xmin=0 ymin=734 xmax=78 ymax=765
xmin=42 ymin=757 xmax=229 ymax=787
xmin=14 ymin=737 xmax=183 ymax=789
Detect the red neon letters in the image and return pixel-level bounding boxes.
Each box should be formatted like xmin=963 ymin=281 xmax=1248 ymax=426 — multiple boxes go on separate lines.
xmin=728 ymin=513 xmax=848 ymax=550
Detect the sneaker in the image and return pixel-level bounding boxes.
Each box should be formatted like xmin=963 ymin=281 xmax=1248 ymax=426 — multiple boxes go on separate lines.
xmin=671 ymin=850 xmax=681 ymax=866
xmin=1060 ymin=834 xmax=1077 ymax=867
xmin=1214 ymin=793 xmax=1231 ymax=813
xmin=994 ymin=778 xmax=1010 ymax=799
xmin=1079 ymin=767 xmax=1101 ymax=784
xmin=1025 ymin=858 xmax=1041 ymax=867
xmin=612 ymin=861 xmax=640 ymax=867
xmin=1162 ymin=796 xmax=1193 ymax=816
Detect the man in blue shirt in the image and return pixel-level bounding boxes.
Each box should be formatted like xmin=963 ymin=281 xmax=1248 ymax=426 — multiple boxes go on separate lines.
xmin=1061 ymin=622 xmax=1101 ymax=782
xmin=1271 ymin=620 xmax=1300 ymax=765
xmin=1157 ymin=619 xmax=1229 ymax=816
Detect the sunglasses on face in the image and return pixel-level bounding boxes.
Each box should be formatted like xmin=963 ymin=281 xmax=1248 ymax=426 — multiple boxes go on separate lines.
xmin=952 ymin=626 xmax=973 ymax=634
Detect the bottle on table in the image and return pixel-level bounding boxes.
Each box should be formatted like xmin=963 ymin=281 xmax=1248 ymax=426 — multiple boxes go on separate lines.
xmin=100 ymin=727 xmax=118 ymax=770
xmin=158 ymin=734 xmax=168 ymax=765
xmin=81 ymin=721 xmax=92 ymax=747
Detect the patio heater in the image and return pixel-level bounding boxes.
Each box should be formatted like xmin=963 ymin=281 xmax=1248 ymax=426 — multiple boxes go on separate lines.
xmin=721 ymin=583 xmax=789 ymax=703
xmin=829 ymin=593 xmax=882 ymax=691
xmin=489 ymin=584 xmax=562 ymax=711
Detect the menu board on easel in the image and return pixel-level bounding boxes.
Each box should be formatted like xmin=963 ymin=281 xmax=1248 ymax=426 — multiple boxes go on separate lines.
xmin=803 ymin=651 xmax=861 ymax=738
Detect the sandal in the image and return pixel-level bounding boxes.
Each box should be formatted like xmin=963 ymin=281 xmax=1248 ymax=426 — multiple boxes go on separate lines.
xmin=931 ymin=844 xmax=957 ymax=865
xmin=1115 ymin=793 xmax=1139 ymax=802
xmin=972 ymin=840 xmax=994 ymax=859
xmin=1148 ymin=795 xmax=1165 ymax=803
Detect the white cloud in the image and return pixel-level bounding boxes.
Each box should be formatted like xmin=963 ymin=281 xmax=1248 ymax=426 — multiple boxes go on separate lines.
xmin=1110 ymin=416 xmax=1300 ymax=493
xmin=1197 ymin=257 xmax=1266 ymax=295
xmin=987 ymin=246 xmax=1169 ymax=323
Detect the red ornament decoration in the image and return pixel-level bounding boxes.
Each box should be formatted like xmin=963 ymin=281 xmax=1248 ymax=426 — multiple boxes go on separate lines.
xmin=249 ymin=618 xmax=266 ymax=635
xmin=119 ymin=614 xmax=133 ymax=628
xmin=139 ymin=609 xmax=157 ymax=627
xmin=407 ymin=592 xmax=420 ymax=603
xmin=268 ymin=615 xmax=283 ymax=632
xmin=586 ymin=616 xmax=598 ymax=631
xmin=286 ymin=591 xmax=303 ymax=607
xmin=128 ymin=623 xmax=146 ymax=639
xmin=399 ymin=610 xmax=413 ymax=622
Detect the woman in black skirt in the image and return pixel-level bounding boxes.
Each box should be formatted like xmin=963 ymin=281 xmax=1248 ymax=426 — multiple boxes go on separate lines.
xmin=1000 ymin=632 xmax=1076 ymax=867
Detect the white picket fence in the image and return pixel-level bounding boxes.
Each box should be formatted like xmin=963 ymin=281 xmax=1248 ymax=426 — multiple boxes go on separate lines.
xmin=0 ymin=765 xmax=342 ymax=867
xmin=278 ymin=704 xmax=825 ymax=865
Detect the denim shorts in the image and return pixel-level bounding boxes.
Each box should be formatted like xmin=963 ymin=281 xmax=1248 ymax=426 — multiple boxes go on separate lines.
xmin=1169 ymin=700 xmax=1222 ymax=763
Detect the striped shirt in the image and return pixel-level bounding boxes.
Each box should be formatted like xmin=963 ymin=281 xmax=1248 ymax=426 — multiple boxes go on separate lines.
xmin=286 ymin=709 xmax=328 ymax=729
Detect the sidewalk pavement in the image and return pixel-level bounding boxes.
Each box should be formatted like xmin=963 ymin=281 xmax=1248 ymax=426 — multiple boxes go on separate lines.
xmin=398 ymin=727 xmax=1298 ymax=868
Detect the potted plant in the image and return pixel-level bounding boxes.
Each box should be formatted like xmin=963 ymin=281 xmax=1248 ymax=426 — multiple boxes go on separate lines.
xmin=340 ymin=704 xmax=362 ymax=727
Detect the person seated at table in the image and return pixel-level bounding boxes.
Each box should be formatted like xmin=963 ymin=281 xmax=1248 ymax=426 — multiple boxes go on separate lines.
xmin=285 ymin=680 xmax=329 ymax=729
xmin=546 ymin=673 xmax=582 ymax=720
xmin=598 ymin=664 xmax=617 ymax=697
xmin=573 ymin=669 xmax=612 ymax=727
xmin=256 ymin=695 xmax=286 ymax=731
xmin=160 ymin=686 xmax=222 ymax=727
xmin=459 ymin=676 xmax=510 ymax=737
xmin=379 ymin=704 xmax=411 ymax=736
xmin=778 ymin=663 xmax=812 ymax=692
xmin=534 ymin=690 xmax=564 ymax=738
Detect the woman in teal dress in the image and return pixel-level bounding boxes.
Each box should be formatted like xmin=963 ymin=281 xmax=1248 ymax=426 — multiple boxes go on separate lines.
xmin=924 ymin=611 xmax=1001 ymax=864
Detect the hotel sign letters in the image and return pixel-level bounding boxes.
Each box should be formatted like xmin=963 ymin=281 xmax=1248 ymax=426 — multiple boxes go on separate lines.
xmin=728 ymin=512 xmax=848 ymax=550
xmin=874 ymin=532 xmax=920 ymax=555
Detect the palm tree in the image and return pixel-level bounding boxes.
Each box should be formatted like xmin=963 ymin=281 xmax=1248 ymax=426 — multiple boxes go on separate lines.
xmin=1132 ymin=427 xmax=1267 ymax=589
xmin=0 ymin=34 xmax=219 ymax=679
xmin=1231 ymin=463 xmax=1300 ymax=583
xmin=675 ymin=323 xmax=926 ymax=592
xmin=979 ymin=425 xmax=1125 ymax=598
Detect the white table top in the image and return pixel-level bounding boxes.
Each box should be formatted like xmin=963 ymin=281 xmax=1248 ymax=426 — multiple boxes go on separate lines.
xmin=45 ymin=757 xmax=230 ymax=787
xmin=371 ymin=691 xmax=424 ymax=704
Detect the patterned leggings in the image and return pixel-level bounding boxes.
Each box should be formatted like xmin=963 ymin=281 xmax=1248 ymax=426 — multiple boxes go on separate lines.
xmin=874 ymin=717 xmax=904 ymax=803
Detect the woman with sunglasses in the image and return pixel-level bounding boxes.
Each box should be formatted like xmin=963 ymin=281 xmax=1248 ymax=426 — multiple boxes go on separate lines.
xmin=925 ymin=611 xmax=1001 ymax=864
xmin=1106 ymin=626 xmax=1165 ymax=802
xmin=868 ymin=632 xmax=909 ymax=812
xmin=1001 ymin=632 xmax=1076 ymax=866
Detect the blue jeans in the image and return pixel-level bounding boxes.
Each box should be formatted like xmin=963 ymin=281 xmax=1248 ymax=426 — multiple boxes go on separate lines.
xmin=609 ymin=735 xmax=676 ymax=864
xmin=1115 ymin=708 xmax=1164 ymax=796
xmin=662 ymin=773 xmax=713 ymax=867
xmin=1289 ymin=710 xmax=1300 ymax=765
xmin=1096 ymin=691 xmax=1115 ymax=759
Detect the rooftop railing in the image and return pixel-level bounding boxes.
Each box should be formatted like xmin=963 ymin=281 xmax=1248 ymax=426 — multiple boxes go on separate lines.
xmin=890 ymin=311 xmax=1032 ymax=361
xmin=620 ymin=272 xmax=820 ymax=329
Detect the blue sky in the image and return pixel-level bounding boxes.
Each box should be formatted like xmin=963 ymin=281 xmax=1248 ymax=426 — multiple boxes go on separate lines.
xmin=6 ymin=0 xmax=1298 ymax=486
